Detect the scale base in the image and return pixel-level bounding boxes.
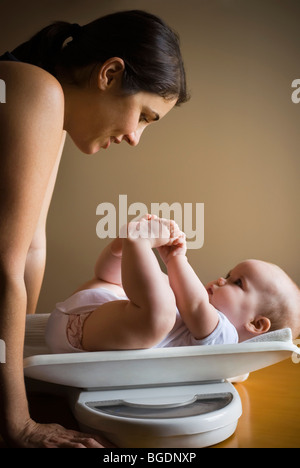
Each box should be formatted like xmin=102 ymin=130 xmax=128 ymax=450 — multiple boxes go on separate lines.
xmin=78 ymin=420 xmax=238 ymax=448
xmin=72 ymin=381 xmax=242 ymax=448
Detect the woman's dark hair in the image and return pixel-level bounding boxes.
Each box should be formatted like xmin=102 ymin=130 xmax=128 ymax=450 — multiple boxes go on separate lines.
xmin=11 ymin=10 xmax=189 ymax=106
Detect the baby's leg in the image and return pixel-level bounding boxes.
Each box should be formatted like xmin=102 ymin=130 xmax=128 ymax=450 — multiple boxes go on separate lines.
xmin=82 ymin=219 xmax=177 ymax=351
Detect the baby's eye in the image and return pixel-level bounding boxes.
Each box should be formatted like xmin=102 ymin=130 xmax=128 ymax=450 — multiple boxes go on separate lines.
xmin=225 ymin=273 xmax=230 ymax=280
xmin=234 ymin=279 xmax=243 ymax=289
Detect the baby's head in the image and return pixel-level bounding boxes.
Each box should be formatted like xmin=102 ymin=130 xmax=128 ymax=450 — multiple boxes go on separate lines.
xmin=206 ymin=259 xmax=300 ymax=342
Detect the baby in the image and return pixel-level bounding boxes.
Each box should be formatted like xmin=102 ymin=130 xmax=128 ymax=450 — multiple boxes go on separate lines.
xmin=45 ymin=215 xmax=300 ymax=353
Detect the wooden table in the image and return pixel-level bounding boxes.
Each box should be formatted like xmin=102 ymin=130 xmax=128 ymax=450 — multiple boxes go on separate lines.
xmin=1 ymin=357 xmax=299 ymax=448
xmin=214 ymin=357 xmax=300 ymax=448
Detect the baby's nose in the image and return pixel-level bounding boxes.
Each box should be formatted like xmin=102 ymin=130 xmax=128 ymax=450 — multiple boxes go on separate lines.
xmin=217 ymin=277 xmax=226 ymax=287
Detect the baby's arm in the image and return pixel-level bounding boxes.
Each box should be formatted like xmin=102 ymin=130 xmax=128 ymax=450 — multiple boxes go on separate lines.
xmin=160 ymin=241 xmax=219 ymax=340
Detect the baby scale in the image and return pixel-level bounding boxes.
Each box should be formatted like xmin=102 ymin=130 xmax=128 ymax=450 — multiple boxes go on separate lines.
xmin=24 ymin=314 xmax=299 ymax=448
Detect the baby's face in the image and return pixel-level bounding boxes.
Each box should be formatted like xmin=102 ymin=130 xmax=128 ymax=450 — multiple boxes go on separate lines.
xmin=205 ymin=259 xmax=279 ymax=334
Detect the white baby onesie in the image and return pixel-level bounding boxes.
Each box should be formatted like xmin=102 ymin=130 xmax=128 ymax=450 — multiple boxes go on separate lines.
xmin=45 ymin=287 xmax=238 ymax=354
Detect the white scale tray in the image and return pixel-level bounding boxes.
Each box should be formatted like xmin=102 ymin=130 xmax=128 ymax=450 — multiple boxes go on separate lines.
xmin=23 ymin=318 xmax=299 ymax=448
xmin=24 ymin=339 xmax=297 ymax=389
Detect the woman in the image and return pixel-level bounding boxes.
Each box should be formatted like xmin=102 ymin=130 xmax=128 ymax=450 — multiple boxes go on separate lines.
xmin=0 ymin=10 xmax=188 ymax=447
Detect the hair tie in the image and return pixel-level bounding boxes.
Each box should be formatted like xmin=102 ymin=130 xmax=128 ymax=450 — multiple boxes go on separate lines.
xmin=71 ymin=23 xmax=81 ymax=40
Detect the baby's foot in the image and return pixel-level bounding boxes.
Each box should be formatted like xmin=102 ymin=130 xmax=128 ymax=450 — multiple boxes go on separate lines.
xmin=146 ymin=215 xmax=181 ymax=248
xmin=127 ymin=215 xmax=180 ymax=248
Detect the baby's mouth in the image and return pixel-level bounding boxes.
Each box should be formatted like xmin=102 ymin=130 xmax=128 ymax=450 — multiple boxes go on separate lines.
xmin=206 ymin=287 xmax=213 ymax=296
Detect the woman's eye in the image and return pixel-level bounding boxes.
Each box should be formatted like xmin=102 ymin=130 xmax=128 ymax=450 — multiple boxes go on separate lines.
xmin=140 ymin=114 xmax=149 ymax=124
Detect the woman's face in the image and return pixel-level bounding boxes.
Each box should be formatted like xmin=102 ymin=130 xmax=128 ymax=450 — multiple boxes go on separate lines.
xmin=63 ymin=65 xmax=177 ymax=154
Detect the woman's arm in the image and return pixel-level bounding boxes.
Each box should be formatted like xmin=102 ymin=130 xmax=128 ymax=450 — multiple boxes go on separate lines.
xmin=0 ymin=63 xmax=107 ymax=447
xmin=0 ymin=62 xmax=65 ymax=445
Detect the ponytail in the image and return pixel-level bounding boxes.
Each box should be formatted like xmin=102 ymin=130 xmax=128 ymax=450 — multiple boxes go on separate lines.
xmin=11 ymin=22 xmax=80 ymax=75
xmin=11 ymin=11 xmax=189 ymax=106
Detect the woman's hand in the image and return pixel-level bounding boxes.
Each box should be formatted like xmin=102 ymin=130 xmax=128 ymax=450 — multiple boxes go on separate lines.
xmin=11 ymin=419 xmax=115 ymax=448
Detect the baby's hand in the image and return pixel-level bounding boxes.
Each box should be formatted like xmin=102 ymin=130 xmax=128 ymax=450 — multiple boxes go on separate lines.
xmin=158 ymin=231 xmax=187 ymax=265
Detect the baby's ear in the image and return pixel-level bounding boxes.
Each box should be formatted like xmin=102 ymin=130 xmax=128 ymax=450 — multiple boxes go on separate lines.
xmin=246 ymin=316 xmax=271 ymax=336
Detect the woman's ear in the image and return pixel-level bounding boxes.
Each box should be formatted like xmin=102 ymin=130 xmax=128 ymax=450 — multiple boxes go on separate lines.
xmin=97 ymin=57 xmax=125 ymax=91
xmin=246 ymin=315 xmax=271 ymax=336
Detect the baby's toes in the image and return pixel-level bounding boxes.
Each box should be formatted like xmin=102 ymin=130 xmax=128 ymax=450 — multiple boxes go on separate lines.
xmin=140 ymin=213 xmax=154 ymax=221
xmin=169 ymin=220 xmax=181 ymax=238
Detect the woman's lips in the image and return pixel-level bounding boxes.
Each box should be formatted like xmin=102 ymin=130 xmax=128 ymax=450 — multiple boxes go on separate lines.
xmin=102 ymin=140 xmax=111 ymax=150
xmin=102 ymin=137 xmax=122 ymax=149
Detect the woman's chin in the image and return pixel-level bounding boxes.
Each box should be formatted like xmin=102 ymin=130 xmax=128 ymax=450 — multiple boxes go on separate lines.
xmin=72 ymin=138 xmax=103 ymax=155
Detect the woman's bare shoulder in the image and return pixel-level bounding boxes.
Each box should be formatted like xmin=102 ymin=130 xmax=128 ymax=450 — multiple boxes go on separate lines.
xmin=0 ymin=62 xmax=65 ymax=160
xmin=0 ymin=61 xmax=64 ymax=115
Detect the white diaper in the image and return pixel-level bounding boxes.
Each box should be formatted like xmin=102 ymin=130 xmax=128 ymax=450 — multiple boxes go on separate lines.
xmin=45 ymin=288 xmax=127 ymax=353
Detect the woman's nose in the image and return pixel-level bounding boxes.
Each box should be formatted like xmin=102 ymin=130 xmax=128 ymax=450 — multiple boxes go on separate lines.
xmin=126 ymin=128 xmax=143 ymax=146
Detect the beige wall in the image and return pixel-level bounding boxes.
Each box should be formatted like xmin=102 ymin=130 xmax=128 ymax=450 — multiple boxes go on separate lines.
xmin=0 ymin=0 xmax=299 ymax=314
